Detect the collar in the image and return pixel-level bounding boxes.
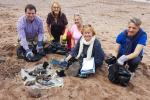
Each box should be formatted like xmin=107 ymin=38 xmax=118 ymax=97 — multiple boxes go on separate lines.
xmin=25 ymin=15 xmax=36 ymax=23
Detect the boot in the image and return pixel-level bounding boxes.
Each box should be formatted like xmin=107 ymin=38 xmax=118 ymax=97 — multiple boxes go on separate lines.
xmin=77 ymin=74 xmax=88 ymax=78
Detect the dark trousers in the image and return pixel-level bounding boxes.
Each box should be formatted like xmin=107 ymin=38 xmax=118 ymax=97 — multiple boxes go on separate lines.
xmin=117 ymin=53 xmax=143 ymax=72
xmin=51 ymin=28 xmax=72 ymax=50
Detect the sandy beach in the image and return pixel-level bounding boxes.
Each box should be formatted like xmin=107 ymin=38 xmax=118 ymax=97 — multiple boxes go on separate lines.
xmin=0 ymin=0 xmax=150 ymax=99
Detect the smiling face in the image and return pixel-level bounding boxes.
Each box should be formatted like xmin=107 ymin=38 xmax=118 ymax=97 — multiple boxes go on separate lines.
xmin=83 ymin=30 xmax=93 ymax=41
xmin=127 ymin=22 xmax=140 ymax=38
xmin=81 ymin=26 xmax=96 ymax=41
xmin=25 ymin=9 xmax=36 ymax=22
xmin=52 ymin=3 xmax=60 ymax=15
xmin=74 ymin=16 xmax=82 ymax=26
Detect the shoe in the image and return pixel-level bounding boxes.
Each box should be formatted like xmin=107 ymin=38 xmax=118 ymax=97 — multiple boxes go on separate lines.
xmin=65 ymin=61 xmax=81 ymax=77
xmin=129 ymin=71 xmax=135 ymax=79
xmin=25 ymin=80 xmax=36 ymax=86
xmin=77 ymin=74 xmax=88 ymax=78
xmin=56 ymin=68 xmax=66 ymax=77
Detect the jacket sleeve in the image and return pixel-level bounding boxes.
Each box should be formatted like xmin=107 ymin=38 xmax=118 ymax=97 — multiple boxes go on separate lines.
xmin=38 ymin=18 xmax=44 ymax=41
xmin=17 ymin=20 xmax=29 ymax=50
xmin=69 ymin=36 xmax=82 ymax=57
xmin=93 ymin=39 xmax=105 ymax=67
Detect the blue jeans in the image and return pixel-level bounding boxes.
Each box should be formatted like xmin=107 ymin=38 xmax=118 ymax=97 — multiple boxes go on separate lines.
xmin=117 ymin=53 xmax=143 ymax=72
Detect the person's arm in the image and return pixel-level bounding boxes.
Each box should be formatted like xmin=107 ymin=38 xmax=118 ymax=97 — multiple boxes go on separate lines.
xmin=64 ymin=24 xmax=69 ymax=35
xmin=69 ymin=36 xmax=81 ymax=57
xmin=112 ymin=43 xmax=121 ymax=57
xmin=47 ymin=23 xmax=52 ymax=37
xmin=38 ymin=19 xmax=44 ymax=41
xmin=126 ymin=34 xmax=147 ymax=59
xmin=17 ymin=20 xmax=29 ymax=50
xmin=117 ymin=33 xmax=147 ymax=65
xmin=60 ymin=35 xmax=63 ymax=45
xmin=66 ymin=55 xmax=73 ymax=61
xmin=62 ymin=13 xmax=69 ymax=36
xmin=71 ymin=32 xmax=75 ymax=48
xmin=117 ymin=44 xmax=144 ymax=65
xmin=94 ymin=39 xmax=105 ymax=66
xmin=46 ymin=13 xmax=53 ymax=39
xmin=17 ymin=19 xmax=34 ymax=60
xmin=126 ymin=44 xmax=144 ymax=59
xmin=60 ymin=37 xmax=81 ymax=63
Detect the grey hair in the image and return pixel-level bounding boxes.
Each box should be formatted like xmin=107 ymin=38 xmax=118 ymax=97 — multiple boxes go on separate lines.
xmin=129 ymin=17 xmax=142 ymax=28
xmin=74 ymin=13 xmax=82 ymax=20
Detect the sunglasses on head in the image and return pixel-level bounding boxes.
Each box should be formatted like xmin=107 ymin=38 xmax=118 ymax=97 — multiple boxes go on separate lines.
xmin=74 ymin=13 xmax=80 ymax=16
xmin=83 ymin=24 xmax=92 ymax=28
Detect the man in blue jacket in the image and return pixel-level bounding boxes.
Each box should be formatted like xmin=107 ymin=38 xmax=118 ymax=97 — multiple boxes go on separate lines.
xmin=112 ymin=17 xmax=147 ymax=79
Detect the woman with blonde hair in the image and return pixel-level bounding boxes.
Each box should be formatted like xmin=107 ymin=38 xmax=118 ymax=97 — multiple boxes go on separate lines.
xmin=71 ymin=13 xmax=83 ymax=50
xmin=60 ymin=25 xmax=105 ymax=77
xmin=46 ymin=2 xmax=72 ymax=50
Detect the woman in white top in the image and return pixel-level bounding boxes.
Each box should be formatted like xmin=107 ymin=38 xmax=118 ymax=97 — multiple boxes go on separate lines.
xmin=71 ymin=13 xmax=83 ymax=50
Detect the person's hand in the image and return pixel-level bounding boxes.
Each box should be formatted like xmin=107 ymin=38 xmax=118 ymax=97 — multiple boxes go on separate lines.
xmin=59 ymin=58 xmax=68 ymax=64
xmin=50 ymin=36 xmax=54 ymax=41
xmin=36 ymin=41 xmax=43 ymax=53
xmin=26 ymin=49 xmax=34 ymax=60
xmin=71 ymin=47 xmax=74 ymax=50
xmin=117 ymin=55 xmax=128 ymax=65
xmin=62 ymin=34 xmax=67 ymax=40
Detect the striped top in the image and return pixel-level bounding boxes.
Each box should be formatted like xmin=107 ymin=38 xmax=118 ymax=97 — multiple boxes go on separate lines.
xmin=17 ymin=15 xmax=44 ymax=50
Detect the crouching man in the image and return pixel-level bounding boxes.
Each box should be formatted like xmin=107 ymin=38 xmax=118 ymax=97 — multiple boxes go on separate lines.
xmin=112 ymin=17 xmax=147 ymax=79
xmin=17 ymin=4 xmax=48 ymax=60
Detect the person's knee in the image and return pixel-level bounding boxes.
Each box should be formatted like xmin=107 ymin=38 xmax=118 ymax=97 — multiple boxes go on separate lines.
xmin=128 ymin=60 xmax=140 ymax=72
xmin=43 ymin=36 xmax=48 ymax=45
xmin=128 ymin=60 xmax=140 ymax=66
xmin=67 ymin=31 xmax=72 ymax=39
xmin=128 ymin=57 xmax=142 ymax=72
xmin=128 ymin=57 xmax=141 ymax=66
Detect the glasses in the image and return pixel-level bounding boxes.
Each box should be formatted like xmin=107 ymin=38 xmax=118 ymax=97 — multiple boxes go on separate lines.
xmin=53 ymin=7 xmax=60 ymax=9
xmin=83 ymin=24 xmax=92 ymax=28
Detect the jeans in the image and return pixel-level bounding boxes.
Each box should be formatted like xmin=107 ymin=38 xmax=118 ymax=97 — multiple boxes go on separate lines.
xmin=117 ymin=53 xmax=143 ymax=72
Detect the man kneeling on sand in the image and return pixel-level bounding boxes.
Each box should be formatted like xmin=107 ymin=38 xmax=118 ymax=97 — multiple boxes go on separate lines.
xmin=17 ymin=4 xmax=48 ymax=60
xmin=112 ymin=17 xmax=147 ymax=79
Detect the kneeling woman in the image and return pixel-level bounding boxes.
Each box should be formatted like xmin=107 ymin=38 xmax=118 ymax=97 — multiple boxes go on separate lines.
xmin=46 ymin=2 xmax=72 ymax=50
xmin=60 ymin=25 xmax=105 ymax=74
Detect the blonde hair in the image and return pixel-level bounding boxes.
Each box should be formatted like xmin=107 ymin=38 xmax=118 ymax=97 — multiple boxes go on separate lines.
xmin=51 ymin=2 xmax=62 ymax=17
xmin=74 ymin=13 xmax=82 ymax=20
xmin=81 ymin=26 xmax=96 ymax=36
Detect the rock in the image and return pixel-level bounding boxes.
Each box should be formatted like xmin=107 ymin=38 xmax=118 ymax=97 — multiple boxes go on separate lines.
xmin=28 ymin=89 xmax=41 ymax=98
xmin=25 ymin=80 xmax=36 ymax=86
xmin=0 ymin=60 xmax=5 ymax=63
xmin=65 ymin=61 xmax=81 ymax=77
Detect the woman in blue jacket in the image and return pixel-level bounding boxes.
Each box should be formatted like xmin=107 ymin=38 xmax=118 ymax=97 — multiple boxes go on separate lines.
xmin=60 ymin=24 xmax=105 ymax=77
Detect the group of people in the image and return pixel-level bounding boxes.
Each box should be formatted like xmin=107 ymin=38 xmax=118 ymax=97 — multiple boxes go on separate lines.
xmin=17 ymin=2 xmax=147 ymax=79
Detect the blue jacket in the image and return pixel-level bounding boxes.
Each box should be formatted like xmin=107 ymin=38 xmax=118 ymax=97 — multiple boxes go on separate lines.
xmin=69 ymin=36 xmax=105 ymax=67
